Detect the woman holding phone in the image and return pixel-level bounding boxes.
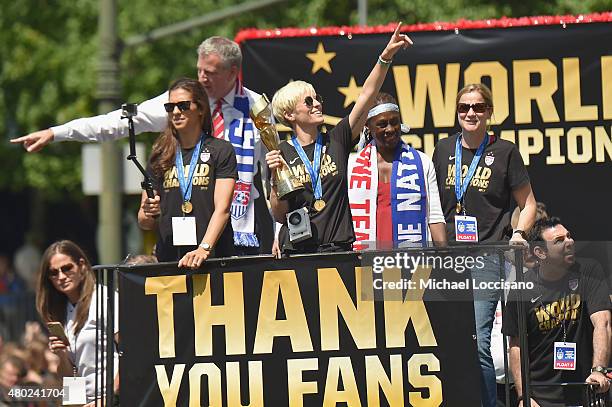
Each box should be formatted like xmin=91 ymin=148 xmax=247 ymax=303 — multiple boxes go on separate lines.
xmin=36 ymin=240 xmax=117 ymax=406
xmin=138 ymin=78 xmax=237 ymax=267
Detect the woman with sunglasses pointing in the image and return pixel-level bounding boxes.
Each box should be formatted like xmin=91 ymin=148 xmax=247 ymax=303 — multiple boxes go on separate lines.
xmin=138 ymin=78 xmax=237 ymax=267
xmin=432 ymin=83 xmax=537 ymax=407
xmin=265 ymin=23 xmax=413 ymax=254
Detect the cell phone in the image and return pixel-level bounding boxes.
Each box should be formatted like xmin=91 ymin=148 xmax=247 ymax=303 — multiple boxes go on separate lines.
xmin=47 ymin=322 xmax=70 ymax=345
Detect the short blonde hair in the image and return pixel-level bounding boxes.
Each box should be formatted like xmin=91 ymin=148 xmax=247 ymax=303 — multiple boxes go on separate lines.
xmin=271 ymin=80 xmax=315 ymax=127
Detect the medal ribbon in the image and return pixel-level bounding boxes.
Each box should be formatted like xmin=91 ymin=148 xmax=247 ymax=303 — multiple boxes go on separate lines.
xmin=175 ymin=133 xmax=204 ymax=209
xmin=291 ymin=133 xmax=323 ymax=200
xmin=454 ymin=133 xmax=489 ymax=211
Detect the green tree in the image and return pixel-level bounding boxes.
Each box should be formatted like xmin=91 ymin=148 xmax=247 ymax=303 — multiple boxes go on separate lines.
xmin=0 ymin=0 xmax=608 ymax=242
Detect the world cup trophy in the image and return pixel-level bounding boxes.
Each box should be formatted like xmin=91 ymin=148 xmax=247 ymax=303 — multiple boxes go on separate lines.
xmin=250 ymin=94 xmax=304 ymax=199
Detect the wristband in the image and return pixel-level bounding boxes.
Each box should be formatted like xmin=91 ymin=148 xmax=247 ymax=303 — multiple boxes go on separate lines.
xmin=513 ymin=229 xmax=528 ymax=240
xmin=377 ymin=55 xmax=392 ymax=65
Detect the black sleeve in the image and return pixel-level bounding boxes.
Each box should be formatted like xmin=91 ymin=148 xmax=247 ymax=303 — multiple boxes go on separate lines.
xmin=583 ymin=261 xmax=612 ymax=316
xmin=215 ymin=141 xmax=238 ymax=179
xmin=507 ymin=144 xmax=530 ymax=190
xmin=330 ymin=116 xmax=356 ymax=155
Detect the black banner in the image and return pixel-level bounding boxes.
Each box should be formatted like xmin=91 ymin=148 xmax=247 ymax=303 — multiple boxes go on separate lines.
xmin=240 ymin=22 xmax=612 ymax=239
xmin=119 ymin=253 xmax=480 ymax=406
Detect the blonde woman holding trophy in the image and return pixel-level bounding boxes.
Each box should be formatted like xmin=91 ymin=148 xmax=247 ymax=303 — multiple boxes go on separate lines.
xmin=264 ymin=23 xmax=413 ymax=254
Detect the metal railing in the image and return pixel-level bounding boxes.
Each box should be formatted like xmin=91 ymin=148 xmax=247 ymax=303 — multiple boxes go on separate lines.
xmin=91 ymin=245 xmax=610 ymax=407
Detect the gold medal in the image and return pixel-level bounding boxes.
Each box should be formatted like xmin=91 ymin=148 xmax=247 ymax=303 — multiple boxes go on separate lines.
xmin=456 ymin=202 xmax=462 ymax=214
xmin=313 ymin=199 xmax=326 ymax=212
xmin=182 ymin=201 xmax=193 ymax=214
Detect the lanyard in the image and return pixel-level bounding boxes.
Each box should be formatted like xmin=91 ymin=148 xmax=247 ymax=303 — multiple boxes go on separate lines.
xmin=67 ymin=303 xmax=79 ymax=376
xmin=291 ymin=133 xmax=323 ymax=200
xmin=536 ymin=271 xmax=571 ymax=342
xmin=454 ymin=134 xmax=488 ymax=211
xmin=175 ymin=134 xmax=204 ymax=206
xmin=72 ymin=331 xmax=79 ymax=376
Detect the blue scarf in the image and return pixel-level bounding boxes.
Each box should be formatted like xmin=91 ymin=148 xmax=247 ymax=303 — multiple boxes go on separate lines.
xmin=349 ymin=141 xmax=428 ymax=248
xmin=227 ymin=81 xmax=259 ymax=247
xmin=390 ymin=142 xmax=428 ymax=246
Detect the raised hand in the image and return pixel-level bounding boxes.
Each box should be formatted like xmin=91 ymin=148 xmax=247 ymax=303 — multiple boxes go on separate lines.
xmin=380 ymin=22 xmax=414 ymax=61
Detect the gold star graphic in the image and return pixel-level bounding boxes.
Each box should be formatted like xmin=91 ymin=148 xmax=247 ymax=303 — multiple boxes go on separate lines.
xmin=306 ymin=42 xmax=336 ymax=74
xmin=337 ymin=76 xmax=362 ymax=108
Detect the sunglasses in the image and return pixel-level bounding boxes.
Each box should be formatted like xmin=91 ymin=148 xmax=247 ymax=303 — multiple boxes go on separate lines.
xmin=304 ymin=94 xmax=323 ymax=108
xmin=457 ymin=102 xmax=490 ymax=114
xmin=48 ymin=263 xmax=78 ymax=279
xmin=164 ymin=100 xmax=193 ymax=113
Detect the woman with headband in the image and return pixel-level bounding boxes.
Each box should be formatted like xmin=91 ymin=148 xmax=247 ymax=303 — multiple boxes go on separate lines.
xmin=348 ymin=92 xmax=447 ymax=249
xmin=265 ymin=23 xmax=413 ymax=254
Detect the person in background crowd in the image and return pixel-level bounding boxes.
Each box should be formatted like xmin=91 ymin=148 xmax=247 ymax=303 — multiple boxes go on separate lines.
xmin=348 ymin=92 xmax=446 ymax=249
xmin=138 ymin=78 xmax=237 ymax=268
xmin=0 ymin=334 xmax=62 ymax=406
xmin=503 ymin=217 xmax=611 ymax=406
xmin=432 ymin=83 xmax=537 ymax=407
xmin=13 ymin=233 xmax=43 ymax=293
xmin=0 ymin=255 xmax=25 ymax=295
xmin=0 ymin=354 xmax=27 ymax=403
xmin=36 ymin=240 xmax=118 ymax=406
xmin=266 ymin=23 xmax=413 ymax=254
xmin=11 ymin=36 xmax=274 ymax=255
xmin=0 ymin=255 xmax=26 ymax=342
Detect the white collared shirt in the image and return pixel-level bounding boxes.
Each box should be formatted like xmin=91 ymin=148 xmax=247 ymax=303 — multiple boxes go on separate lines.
xmin=64 ymin=287 xmax=118 ymax=402
xmin=52 ymin=83 xmax=266 ymax=176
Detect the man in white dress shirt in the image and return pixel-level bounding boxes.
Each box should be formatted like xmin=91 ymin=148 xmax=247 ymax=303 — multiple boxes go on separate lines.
xmin=12 ymin=36 xmax=273 ymax=255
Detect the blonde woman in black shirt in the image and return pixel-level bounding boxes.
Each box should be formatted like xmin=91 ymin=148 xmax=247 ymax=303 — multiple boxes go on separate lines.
xmin=266 ymin=23 xmax=413 ymax=254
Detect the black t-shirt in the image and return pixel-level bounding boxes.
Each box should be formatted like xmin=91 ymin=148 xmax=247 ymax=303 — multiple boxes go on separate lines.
xmin=149 ymin=136 xmax=237 ymax=261
xmin=432 ymin=133 xmax=529 ymax=242
xmin=278 ymin=116 xmax=357 ymax=252
xmin=502 ymin=259 xmax=612 ymax=406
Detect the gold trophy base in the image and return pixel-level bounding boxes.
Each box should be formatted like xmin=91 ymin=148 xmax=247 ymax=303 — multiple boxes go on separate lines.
xmin=275 ymin=168 xmax=304 ymax=200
